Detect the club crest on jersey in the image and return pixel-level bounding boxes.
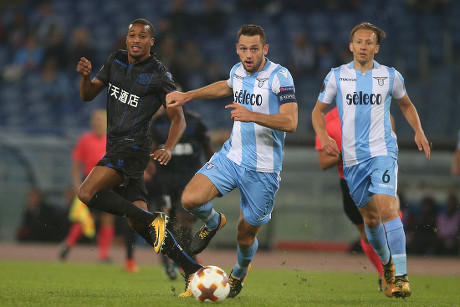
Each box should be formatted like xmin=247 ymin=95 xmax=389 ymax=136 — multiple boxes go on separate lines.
xmin=139 ymin=73 xmax=150 ymax=85
xmin=257 ymin=78 xmax=268 ymax=88
xmin=373 ymin=76 xmax=387 ymax=86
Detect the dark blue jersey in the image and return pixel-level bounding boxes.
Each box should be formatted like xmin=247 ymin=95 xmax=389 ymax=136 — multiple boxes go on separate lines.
xmin=95 ymin=50 xmax=176 ymax=153
xmin=150 ymin=109 xmax=210 ymax=175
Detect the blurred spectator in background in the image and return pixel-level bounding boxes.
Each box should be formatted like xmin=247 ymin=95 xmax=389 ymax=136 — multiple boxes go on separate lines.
xmin=152 ymin=17 xmax=175 ymax=51
xmin=167 ymin=0 xmax=193 ymax=41
xmin=315 ymin=41 xmax=338 ymax=79
xmin=451 ymin=128 xmax=460 ymax=176
xmin=16 ymin=187 xmax=67 ymax=242
xmin=406 ymin=196 xmax=439 ymax=255
xmin=59 ymin=109 xmax=116 ymax=264
xmin=436 ymin=192 xmax=460 ymax=255
xmin=5 ymin=10 xmax=29 ymax=52
xmin=177 ymin=40 xmax=204 ymax=90
xmin=3 ymin=34 xmax=43 ymax=82
xmin=29 ymin=0 xmax=60 ymax=45
xmin=68 ymin=27 xmax=96 ymax=69
xmin=41 ymin=58 xmax=73 ymax=122
xmin=405 ymin=0 xmax=450 ymax=13
xmin=43 ymin=26 xmax=68 ymax=70
xmin=155 ymin=35 xmax=181 ymax=81
xmin=198 ymin=0 xmax=226 ymax=36
xmin=287 ymin=32 xmax=315 ymax=80
xmin=204 ymin=60 xmax=228 ymax=85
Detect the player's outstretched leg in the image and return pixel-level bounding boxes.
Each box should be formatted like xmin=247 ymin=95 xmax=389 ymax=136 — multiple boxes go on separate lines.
xmin=382 ymin=257 xmax=395 ymax=298
xmin=228 ymin=264 xmax=251 ymax=298
xmin=189 ymin=212 xmax=227 ymax=254
xmin=161 ymin=227 xmax=203 ymax=297
xmin=148 ymin=212 xmax=169 ymax=253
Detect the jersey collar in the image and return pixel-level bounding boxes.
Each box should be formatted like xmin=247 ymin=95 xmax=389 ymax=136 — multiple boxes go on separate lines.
xmin=348 ymin=60 xmax=380 ymax=71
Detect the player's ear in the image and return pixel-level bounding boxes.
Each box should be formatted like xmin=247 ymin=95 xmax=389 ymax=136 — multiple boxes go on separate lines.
xmin=263 ymin=44 xmax=269 ymax=55
xmin=349 ymin=42 xmax=353 ymax=52
xmin=150 ymin=38 xmax=155 ymax=47
xmin=374 ymin=44 xmax=380 ymax=54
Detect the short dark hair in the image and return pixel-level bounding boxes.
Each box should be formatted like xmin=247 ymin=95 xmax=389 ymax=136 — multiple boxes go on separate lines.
xmin=129 ymin=18 xmax=154 ymax=37
xmin=237 ymin=24 xmax=266 ymax=45
xmin=350 ymin=22 xmax=386 ymax=44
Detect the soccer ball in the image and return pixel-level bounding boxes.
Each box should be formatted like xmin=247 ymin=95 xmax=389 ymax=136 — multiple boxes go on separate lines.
xmin=190 ymin=265 xmax=230 ymax=303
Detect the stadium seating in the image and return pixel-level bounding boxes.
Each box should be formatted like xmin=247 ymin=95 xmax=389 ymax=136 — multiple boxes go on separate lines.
xmin=0 ymin=0 xmax=457 ymax=140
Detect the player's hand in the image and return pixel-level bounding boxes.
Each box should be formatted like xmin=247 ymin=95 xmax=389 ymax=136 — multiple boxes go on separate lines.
xmin=150 ymin=148 xmax=172 ymax=165
xmin=320 ymin=136 xmax=340 ymax=157
xmin=76 ymin=57 xmax=92 ymax=77
xmin=166 ymin=91 xmax=187 ymax=108
xmin=225 ymin=102 xmax=252 ymax=122
xmin=415 ymin=131 xmax=431 ymax=160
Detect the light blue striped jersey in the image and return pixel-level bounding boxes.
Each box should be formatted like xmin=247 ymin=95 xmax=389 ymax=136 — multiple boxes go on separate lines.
xmin=220 ymin=59 xmax=297 ymax=173
xmin=318 ymin=60 xmax=405 ymax=167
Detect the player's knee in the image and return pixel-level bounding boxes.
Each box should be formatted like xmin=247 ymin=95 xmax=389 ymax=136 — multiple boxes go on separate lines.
xmin=236 ymin=235 xmax=256 ymax=249
xmin=181 ymin=192 xmax=199 ymax=211
xmin=77 ymin=186 xmax=95 ymax=206
xmin=363 ymin=216 xmax=380 ymax=229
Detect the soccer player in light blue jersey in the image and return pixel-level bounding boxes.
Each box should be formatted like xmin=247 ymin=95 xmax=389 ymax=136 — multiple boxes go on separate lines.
xmin=312 ymin=22 xmax=430 ymax=299
xmin=166 ymin=24 xmax=298 ymax=298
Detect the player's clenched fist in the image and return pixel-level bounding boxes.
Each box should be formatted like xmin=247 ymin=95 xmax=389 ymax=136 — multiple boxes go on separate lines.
xmin=76 ymin=57 xmax=92 ymax=77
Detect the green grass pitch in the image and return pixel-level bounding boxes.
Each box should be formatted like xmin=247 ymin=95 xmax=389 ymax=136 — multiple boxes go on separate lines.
xmin=0 ymin=260 xmax=459 ymax=306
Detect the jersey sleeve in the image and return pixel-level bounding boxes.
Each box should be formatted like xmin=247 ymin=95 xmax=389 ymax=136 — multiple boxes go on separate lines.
xmin=227 ymin=64 xmax=239 ymax=88
xmin=318 ymin=70 xmax=337 ymax=104
xmin=391 ymin=69 xmax=406 ymax=100
xmin=158 ymin=68 xmax=177 ymax=108
xmin=94 ymin=51 xmax=118 ymax=85
xmin=271 ymin=67 xmax=297 ymax=105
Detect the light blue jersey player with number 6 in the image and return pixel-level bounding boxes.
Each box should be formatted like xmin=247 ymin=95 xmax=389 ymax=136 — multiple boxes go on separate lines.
xmin=312 ymin=22 xmax=431 ymax=299
xmin=166 ymin=24 xmax=298 ymax=299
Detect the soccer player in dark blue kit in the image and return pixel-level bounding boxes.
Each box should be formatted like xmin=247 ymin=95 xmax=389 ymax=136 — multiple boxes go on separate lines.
xmin=75 ymin=18 xmax=202 ymax=295
xmin=146 ymin=107 xmax=214 ymax=279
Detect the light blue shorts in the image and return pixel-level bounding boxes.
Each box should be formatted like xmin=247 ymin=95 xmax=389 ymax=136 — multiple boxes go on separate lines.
xmin=197 ymin=152 xmax=280 ymax=226
xmin=343 ymin=156 xmax=398 ymax=208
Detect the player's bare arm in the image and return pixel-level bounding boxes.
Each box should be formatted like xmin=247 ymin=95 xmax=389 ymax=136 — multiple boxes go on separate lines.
xmin=166 ymin=81 xmax=233 ymax=108
xmin=318 ymin=149 xmax=341 ymax=170
xmin=312 ymin=101 xmax=340 ymax=157
xmin=77 ymin=57 xmax=106 ymax=101
xmin=150 ymin=106 xmax=186 ymax=165
xmin=225 ymin=102 xmax=297 ymax=133
xmin=397 ymin=94 xmax=431 ymax=159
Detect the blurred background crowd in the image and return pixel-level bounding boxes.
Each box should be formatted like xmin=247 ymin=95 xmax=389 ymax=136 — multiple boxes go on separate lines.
xmin=0 ymin=0 xmax=459 ymax=138
xmin=0 ymin=0 xmax=459 ymax=258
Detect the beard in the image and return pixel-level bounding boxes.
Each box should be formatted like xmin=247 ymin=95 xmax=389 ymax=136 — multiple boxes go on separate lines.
xmin=243 ymin=57 xmax=263 ymax=73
